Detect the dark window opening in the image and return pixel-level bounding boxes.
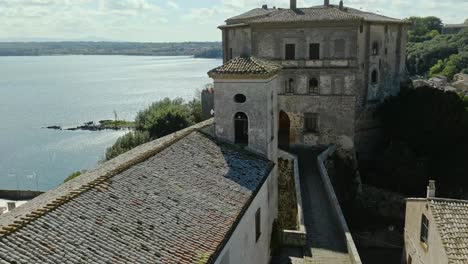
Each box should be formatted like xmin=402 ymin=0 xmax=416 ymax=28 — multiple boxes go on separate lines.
xmin=234 ymin=94 xmax=247 ymax=103
xmin=285 ymin=78 xmax=294 ymax=93
xmin=372 ymin=42 xmax=379 ymax=55
xmin=309 ymin=43 xmax=320 ymax=60
xmin=255 ymin=208 xmax=261 ymax=242
xmin=360 ymin=25 xmax=364 ymax=33
xmin=371 ymin=70 xmax=378 ymax=84
xmin=229 ymin=48 xmax=233 ymax=60
xmin=385 ymin=25 xmax=389 ymax=33
xmin=234 ymin=112 xmax=248 ymax=144
xmin=385 ymin=48 xmax=388 ymax=55
xmin=304 ymin=113 xmax=318 ymax=133
xmin=285 ymin=44 xmax=296 ymax=60
xmin=420 ymin=214 xmax=429 ymax=245
xmin=309 ymin=78 xmax=319 ymax=94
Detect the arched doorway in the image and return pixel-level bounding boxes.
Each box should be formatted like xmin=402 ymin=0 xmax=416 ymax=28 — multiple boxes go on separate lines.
xmin=278 ymin=111 xmax=290 ymax=149
xmin=234 ymin=112 xmax=248 ymax=144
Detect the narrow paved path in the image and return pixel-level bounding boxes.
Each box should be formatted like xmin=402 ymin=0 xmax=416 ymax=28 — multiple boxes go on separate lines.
xmin=292 ymin=147 xmax=352 ymax=264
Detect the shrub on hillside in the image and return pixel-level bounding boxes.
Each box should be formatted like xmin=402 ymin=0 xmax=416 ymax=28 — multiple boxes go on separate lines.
xmin=135 ymin=98 xmax=194 ymax=138
xmin=105 ymin=131 xmax=151 ymax=161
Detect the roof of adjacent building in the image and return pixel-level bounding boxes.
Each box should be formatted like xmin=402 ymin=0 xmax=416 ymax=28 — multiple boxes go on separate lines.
xmin=0 ymin=122 xmax=274 ymax=264
xmin=208 ymin=56 xmax=282 ymax=78
xmin=429 ymin=199 xmax=468 ymax=263
xmin=226 ymin=4 xmax=408 ymax=25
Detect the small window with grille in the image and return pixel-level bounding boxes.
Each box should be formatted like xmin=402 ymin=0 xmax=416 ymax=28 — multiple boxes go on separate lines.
xmin=304 ymin=113 xmax=319 ymax=133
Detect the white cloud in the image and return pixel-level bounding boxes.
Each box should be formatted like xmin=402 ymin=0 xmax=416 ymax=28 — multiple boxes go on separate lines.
xmin=167 ymin=1 xmax=179 ymax=9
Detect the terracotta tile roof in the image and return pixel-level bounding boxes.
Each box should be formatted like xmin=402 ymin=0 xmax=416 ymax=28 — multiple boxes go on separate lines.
xmin=226 ymin=5 xmax=407 ymax=25
xmin=430 ymin=199 xmax=468 ymax=263
xmin=208 ymin=57 xmax=282 ymax=78
xmin=0 ymin=131 xmax=273 ymax=264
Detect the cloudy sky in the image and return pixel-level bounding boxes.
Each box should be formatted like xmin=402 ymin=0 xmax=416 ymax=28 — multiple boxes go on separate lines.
xmin=0 ymin=0 xmax=466 ymax=42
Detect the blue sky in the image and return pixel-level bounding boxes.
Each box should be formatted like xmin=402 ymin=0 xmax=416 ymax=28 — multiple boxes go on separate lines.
xmin=0 ymin=0 xmax=466 ymax=42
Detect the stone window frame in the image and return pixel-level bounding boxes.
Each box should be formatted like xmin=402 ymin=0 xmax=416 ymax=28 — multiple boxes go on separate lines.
xmin=371 ymin=69 xmax=379 ymax=84
xmin=372 ymin=41 xmax=379 ymax=55
xmin=284 ymin=43 xmax=296 ymax=60
xmin=308 ymin=43 xmax=321 ymax=60
xmin=284 ymin=77 xmax=295 ymax=94
xmin=308 ymin=77 xmax=320 ymax=94
xmin=304 ymin=113 xmax=319 ymax=133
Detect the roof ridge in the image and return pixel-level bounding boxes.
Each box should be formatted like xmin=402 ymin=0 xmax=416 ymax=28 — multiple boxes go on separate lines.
xmin=0 ymin=119 xmax=214 ymax=238
xmin=430 ymin=197 xmax=468 ymax=204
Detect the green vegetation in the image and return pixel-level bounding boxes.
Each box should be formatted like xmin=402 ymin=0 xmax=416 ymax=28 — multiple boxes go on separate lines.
xmin=406 ymin=16 xmax=443 ymax=43
xmin=105 ymin=131 xmax=151 ymax=161
xmin=406 ymin=24 xmax=467 ymax=79
xmin=104 ymin=97 xmax=203 ymax=161
xmin=99 ymin=120 xmax=135 ymax=130
xmin=278 ymin=158 xmax=299 ymax=230
xmin=375 ymin=86 xmax=468 ymax=197
xmin=64 ymin=171 xmax=86 ymax=183
xmin=0 ymin=42 xmax=222 ymax=58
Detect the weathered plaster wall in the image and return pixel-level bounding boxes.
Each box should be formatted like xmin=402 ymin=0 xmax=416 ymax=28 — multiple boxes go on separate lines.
xmin=404 ymin=200 xmax=449 ymax=264
xmin=214 ymin=168 xmax=278 ymax=264
xmin=225 ymin=27 xmax=252 ymax=60
xmin=213 ymin=76 xmax=279 ymax=160
xmin=278 ymin=94 xmax=355 ymax=146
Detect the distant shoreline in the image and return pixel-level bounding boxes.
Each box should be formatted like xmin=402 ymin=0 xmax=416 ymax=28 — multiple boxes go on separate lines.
xmin=0 ymin=41 xmax=223 ymax=58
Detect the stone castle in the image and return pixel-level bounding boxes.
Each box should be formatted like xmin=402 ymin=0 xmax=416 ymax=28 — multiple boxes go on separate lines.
xmin=0 ymin=1 xmax=410 ymax=264
xmin=209 ymin=0 xmax=409 ymax=158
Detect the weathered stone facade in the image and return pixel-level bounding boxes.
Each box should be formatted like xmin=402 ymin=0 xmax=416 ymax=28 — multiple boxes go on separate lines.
xmin=217 ymin=1 xmax=409 ymax=156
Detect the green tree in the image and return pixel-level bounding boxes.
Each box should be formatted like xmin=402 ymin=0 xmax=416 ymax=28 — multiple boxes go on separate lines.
xmin=377 ymin=86 xmax=468 ymax=197
xmin=64 ymin=170 xmax=86 ymax=183
xmin=105 ymin=131 xmax=151 ymax=161
xmin=407 ymin=16 xmax=443 ymax=43
xmin=135 ymin=98 xmax=193 ymax=138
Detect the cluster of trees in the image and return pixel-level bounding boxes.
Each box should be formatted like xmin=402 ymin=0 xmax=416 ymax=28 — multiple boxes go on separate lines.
xmin=406 ymin=17 xmax=468 ymax=80
xmin=104 ymin=98 xmax=202 ymax=161
xmin=0 ymin=42 xmax=222 ymax=58
xmin=374 ymin=86 xmax=468 ymax=198
xmin=407 ymin=16 xmax=443 ymax=43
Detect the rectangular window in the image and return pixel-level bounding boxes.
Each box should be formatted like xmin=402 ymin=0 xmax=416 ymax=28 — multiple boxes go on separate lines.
xmin=255 ymin=208 xmax=261 ymax=242
xmin=420 ymin=214 xmax=429 ymax=245
xmin=285 ymin=44 xmax=296 ymax=60
xmin=229 ymin=48 xmax=233 ymax=60
xmin=304 ymin=113 xmax=319 ymax=133
xmin=334 ymin=39 xmax=345 ymax=58
xmin=309 ymin=43 xmax=320 ymax=60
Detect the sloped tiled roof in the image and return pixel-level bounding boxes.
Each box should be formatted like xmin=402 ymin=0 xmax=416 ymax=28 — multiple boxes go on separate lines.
xmin=208 ymin=56 xmax=282 ymax=78
xmin=430 ymin=199 xmax=468 ymax=263
xmin=0 ymin=130 xmax=273 ymax=264
xmin=226 ymin=5 xmax=407 ymax=25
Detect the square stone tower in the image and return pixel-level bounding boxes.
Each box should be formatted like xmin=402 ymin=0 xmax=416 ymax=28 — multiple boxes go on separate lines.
xmin=208 ymin=57 xmax=282 ymax=160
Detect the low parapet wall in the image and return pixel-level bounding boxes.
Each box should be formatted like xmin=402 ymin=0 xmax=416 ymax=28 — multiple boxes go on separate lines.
xmin=0 ymin=190 xmax=43 ymax=201
xmin=317 ymin=146 xmax=362 ymax=264
xmin=278 ymin=150 xmax=306 ymax=246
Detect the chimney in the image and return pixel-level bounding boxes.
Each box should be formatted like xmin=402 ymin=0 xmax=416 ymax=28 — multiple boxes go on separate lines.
xmin=324 ymin=0 xmax=330 ymax=6
xmin=339 ymin=0 xmax=344 ymax=10
xmin=427 ymin=180 xmax=436 ymax=198
xmin=262 ymin=4 xmax=268 ymax=9
xmin=290 ymin=0 xmax=297 ymax=9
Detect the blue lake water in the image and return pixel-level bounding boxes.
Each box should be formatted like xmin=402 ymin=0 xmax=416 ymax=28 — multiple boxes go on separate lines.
xmin=0 ymin=56 xmax=222 ymax=191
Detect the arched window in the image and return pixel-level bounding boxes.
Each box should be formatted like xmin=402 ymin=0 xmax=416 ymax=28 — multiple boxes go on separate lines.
xmin=309 ymin=78 xmax=319 ymax=94
xmin=285 ymin=78 xmax=294 ymax=93
xmin=372 ymin=42 xmax=379 ymax=55
xmin=371 ymin=70 xmax=378 ymax=84
xmin=234 ymin=112 xmax=248 ymax=144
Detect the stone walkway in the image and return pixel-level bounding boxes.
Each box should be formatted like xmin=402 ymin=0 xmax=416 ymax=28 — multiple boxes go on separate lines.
xmin=293 ymin=148 xmax=352 ymax=264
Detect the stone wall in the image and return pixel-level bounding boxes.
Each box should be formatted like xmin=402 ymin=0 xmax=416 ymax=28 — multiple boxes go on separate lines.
xmin=201 ymin=88 xmax=214 ymax=121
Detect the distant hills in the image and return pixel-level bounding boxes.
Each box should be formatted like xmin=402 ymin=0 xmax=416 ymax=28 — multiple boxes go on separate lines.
xmin=0 ymin=41 xmax=223 ymax=58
